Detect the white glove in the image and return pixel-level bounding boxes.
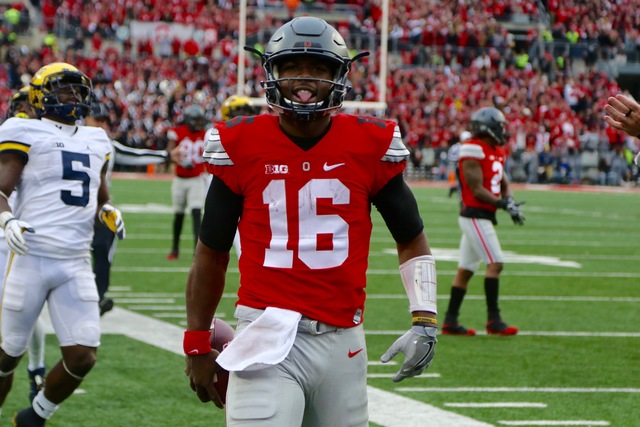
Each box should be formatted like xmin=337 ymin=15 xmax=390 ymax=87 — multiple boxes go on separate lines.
xmin=99 ymin=204 xmax=125 ymax=240
xmin=0 ymin=211 xmax=35 ymax=256
xmin=380 ymin=326 xmax=437 ymax=383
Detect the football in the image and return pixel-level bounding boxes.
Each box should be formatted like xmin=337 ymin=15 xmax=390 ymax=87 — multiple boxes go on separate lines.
xmin=209 ymin=318 xmax=235 ymax=405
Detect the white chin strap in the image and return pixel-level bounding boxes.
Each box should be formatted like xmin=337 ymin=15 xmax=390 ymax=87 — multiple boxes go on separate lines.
xmin=400 ymin=255 xmax=438 ymax=314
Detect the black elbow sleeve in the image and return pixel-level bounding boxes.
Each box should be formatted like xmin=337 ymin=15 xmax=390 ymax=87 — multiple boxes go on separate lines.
xmin=199 ymin=176 xmax=243 ymax=251
xmin=371 ymin=174 xmax=424 ymax=243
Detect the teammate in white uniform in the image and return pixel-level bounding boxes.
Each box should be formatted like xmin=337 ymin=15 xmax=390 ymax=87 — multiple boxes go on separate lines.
xmin=1 ymin=86 xmax=48 ymax=404
xmin=0 ymin=62 xmax=125 ymax=427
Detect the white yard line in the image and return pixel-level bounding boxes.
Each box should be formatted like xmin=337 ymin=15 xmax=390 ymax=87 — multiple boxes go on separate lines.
xmin=396 ymin=387 xmax=640 ymax=393
xmin=445 ymin=403 xmax=547 ymax=408
xmin=497 ymin=422 xmax=609 ymax=426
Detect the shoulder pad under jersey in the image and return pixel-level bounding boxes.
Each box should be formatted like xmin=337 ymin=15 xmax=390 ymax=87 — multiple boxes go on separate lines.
xmin=459 ymin=143 xmax=485 ymax=160
xmin=203 ymin=127 xmax=233 ymax=166
xmin=381 ymin=124 xmax=409 ymax=163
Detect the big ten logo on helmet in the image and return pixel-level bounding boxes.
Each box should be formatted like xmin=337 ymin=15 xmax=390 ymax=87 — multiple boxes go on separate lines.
xmin=265 ymin=164 xmax=289 ymax=174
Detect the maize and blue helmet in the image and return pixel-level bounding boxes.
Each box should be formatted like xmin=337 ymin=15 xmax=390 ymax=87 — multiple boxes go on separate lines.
xmin=29 ymin=62 xmax=92 ymax=122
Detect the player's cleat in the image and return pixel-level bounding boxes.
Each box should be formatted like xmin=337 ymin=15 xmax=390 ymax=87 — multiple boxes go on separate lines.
xmin=442 ymin=322 xmax=476 ymax=336
xmin=12 ymin=406 xmax=46 ymax=427
xmin=166 ymin=252 xmax=179 ymax=261
xmin=99 ymin=298 xmax=114 ymax=316
xmin=27 ymin=367 xmax=45 ymax=403
xmin=486 ymin=320 xmax=518 ymax=336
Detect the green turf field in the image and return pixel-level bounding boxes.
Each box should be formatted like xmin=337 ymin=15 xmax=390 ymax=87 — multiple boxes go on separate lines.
xmin=3 ymin=177 xmax=639 ymax=426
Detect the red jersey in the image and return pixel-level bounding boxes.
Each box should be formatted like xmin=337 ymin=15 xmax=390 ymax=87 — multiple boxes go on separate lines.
xmin=458 ymin=138 xmax=506 ymax=213
xmin=167 ymin=125 xmax=206 ymax=178
xmin=205 ymin=114 xmax=407 ymax=327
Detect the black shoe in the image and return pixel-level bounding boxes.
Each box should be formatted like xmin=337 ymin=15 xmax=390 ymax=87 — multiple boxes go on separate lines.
xmin=27 ymin=367 xmax=45 ymax=403
xmin=99 ymin=298 xmax=114 ymax=316
xmin=12 ymin=406 xmax=46 ymax=427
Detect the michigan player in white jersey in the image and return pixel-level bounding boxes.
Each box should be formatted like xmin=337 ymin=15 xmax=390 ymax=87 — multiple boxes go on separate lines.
xmin=0 ymin=62 xmax=125 ymax=426
xmin=0 ymin=86 xmax=48 ymax=405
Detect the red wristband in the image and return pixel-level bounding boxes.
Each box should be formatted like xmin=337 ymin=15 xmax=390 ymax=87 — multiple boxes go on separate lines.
xmin=183 ymin=330 xmax=212 ymax=356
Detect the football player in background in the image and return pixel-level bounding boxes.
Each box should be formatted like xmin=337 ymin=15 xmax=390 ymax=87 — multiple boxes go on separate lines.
xmin=604 ymin=93 xmax=640 ymax=166
xmin=1 ymin=87 xmax=47 ymax=404
xmin=0 ymin=62 xmax=124 ymax=426
xmin=166 ymin=104 xmax=209 ymax=260
xmin=220 ymin=95 xmax=258 ymax=122
xmin=442 ymin=107 xmax=525 ymax=337
xmin=7 ymin=86 xmax=33 ymax=119
xmin=184 ymin=17 xmax=438 ymax=426
xmin=85 ymin=101 xmax=169 ymax=315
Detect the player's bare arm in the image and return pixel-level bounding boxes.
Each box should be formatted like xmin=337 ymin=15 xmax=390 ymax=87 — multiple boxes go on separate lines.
xmin=97 ymin=162 xmax=111 ymax=209
xmin=397 ymin=232 xmax=430 ymax=264
xmin=185 ymin=176 xmax=237 ymax=407
xmin=186 ymin=243 xmax=228 ymax=331
xmin=0 ymin=152 xmax=25 ymax=211
xmin=500 ymin=171 xmax=514 ymax=200
xmin=184 ymin=242 xmax=229 ymax=408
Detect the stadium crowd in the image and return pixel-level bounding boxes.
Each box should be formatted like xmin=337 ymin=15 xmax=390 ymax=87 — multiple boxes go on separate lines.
xmin=1 ymin=0 xmax=639 ymax=185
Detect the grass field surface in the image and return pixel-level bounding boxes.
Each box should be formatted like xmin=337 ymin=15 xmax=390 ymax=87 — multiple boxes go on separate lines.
xmin=2 ymin=176 xmax=638 ymax=426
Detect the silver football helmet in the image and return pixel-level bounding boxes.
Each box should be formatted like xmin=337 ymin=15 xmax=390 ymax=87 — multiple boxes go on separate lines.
xmin=470 ymin=107 xmax=509 ymax=146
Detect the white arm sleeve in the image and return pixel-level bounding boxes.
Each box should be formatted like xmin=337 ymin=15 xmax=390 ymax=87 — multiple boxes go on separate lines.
xmin=399 ymin=255 xmax=438 ymax=314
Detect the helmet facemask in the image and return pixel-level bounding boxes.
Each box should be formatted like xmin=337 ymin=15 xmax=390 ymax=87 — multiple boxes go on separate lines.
xmin=263 ymin=56 xmax=350 ymax=121
xmin=36 ymin=70 xmax=92 ymax=122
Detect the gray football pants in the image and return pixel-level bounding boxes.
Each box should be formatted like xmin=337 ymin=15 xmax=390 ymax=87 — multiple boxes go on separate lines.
xmin=226 ymin=308 xmax=369 ymax=427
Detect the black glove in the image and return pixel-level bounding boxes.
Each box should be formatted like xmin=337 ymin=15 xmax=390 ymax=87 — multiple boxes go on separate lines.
xmin=497 ymin=197 xmax=525 ymax=225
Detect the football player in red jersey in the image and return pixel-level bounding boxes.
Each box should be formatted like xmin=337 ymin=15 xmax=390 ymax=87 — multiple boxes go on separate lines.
xmin=184 ymin=17 xmax=438 ymax=425
xmin=166 ymin=104 xmax=209 ymax=260
xmin=442 ymin=107 xmax=525 ymax=337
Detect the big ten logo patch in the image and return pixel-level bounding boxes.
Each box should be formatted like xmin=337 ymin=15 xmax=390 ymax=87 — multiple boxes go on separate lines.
xmin=265 ymin=164 xmax=289 ymax=174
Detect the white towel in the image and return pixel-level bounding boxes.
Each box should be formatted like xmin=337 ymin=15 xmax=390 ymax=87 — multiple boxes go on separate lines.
xmin=216 ymin=307 xmax=302 ymax=372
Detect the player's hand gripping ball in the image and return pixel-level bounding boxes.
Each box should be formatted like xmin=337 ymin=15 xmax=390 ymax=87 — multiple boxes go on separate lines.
xmin=210 ymin=318 xmax=235 ymax=405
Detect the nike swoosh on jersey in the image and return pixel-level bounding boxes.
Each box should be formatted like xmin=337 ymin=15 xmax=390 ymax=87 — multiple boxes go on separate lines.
xmin=348 ymin=348 xmax=364 ymax=358
xmin=323 ymin=162 xmax=345 ymax=171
